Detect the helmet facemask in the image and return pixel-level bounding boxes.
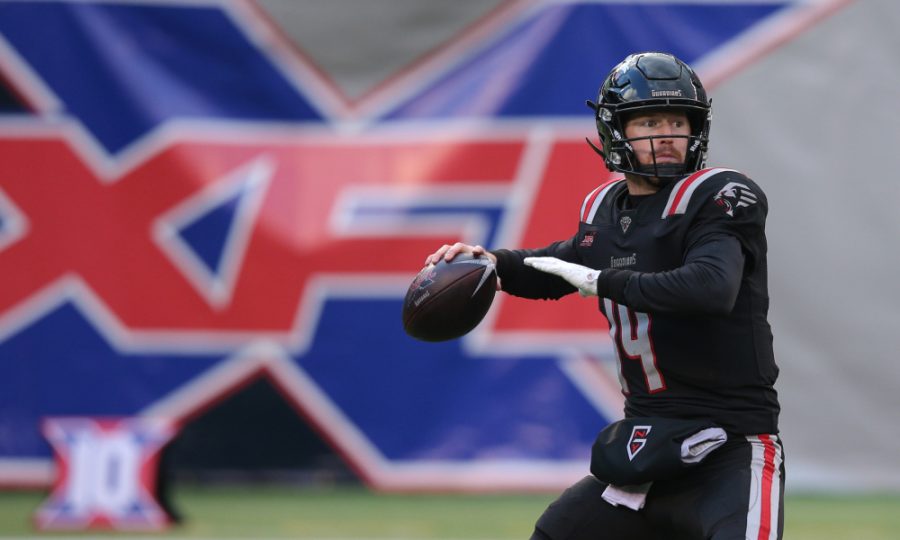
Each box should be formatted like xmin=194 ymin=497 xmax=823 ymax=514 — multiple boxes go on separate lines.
xmin=593 ymin=102 xmax=710 ymax=181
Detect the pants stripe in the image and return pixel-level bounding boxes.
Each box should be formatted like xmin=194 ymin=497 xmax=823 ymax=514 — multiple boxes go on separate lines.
xmin=746 ymin=434 xmax=783 ymax=540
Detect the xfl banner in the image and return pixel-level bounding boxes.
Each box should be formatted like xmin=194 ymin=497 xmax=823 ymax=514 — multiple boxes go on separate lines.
xmin=0 ymin=0 xmax=845 ymax=491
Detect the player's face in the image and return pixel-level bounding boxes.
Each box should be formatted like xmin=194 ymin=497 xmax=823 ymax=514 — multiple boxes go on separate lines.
xmin=623 ymin=111 xmax=691 ymax=167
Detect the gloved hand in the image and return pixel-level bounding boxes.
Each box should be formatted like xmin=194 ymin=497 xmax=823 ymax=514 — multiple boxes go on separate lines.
xmin=523 ymin=257 xmax=599 ymax=297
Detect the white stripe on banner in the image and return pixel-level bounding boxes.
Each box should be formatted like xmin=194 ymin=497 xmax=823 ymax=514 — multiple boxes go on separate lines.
xmin=745 ymin=434 xmax=783 ymax=540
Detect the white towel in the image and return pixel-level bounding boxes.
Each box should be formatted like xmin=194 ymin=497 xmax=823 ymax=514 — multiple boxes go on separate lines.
xmin=681 ymin=427 xmax=727 ymax=464
xmin=601 ymin=482 xmax=652 ymax=510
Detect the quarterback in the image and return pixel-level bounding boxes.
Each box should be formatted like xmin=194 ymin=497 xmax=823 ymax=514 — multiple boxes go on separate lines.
xmin=427 ymin=52 xmax=784 ymax=539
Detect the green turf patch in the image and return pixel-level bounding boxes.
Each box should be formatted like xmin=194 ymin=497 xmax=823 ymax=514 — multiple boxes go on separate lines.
xmin=1 ymin=486 xmax=898 ymax=539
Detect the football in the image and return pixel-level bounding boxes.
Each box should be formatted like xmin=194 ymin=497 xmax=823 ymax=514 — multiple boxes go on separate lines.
xmin=402 ymin=253 xmax=498 ymax=342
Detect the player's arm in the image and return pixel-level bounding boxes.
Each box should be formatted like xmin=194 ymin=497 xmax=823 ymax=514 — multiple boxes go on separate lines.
xmin=526 ymin=173 xmax=766 ymax=312
xmin=490 ymin=236 xmax=582 ymax=300
xmin=596 ymin=232 xmax=745 ymax=313
xmin=606 ymin=173 xmax=767 ymax=313
xmin=523 ymin=232 xmax=745 ymax=312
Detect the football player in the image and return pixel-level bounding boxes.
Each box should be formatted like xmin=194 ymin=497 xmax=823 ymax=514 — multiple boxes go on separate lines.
xmin=426 ymin=52 xmax=784 ymax=539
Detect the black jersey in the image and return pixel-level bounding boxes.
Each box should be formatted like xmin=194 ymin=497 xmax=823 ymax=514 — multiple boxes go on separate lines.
xmin=493 ymin=168 xmax=779 ymax=434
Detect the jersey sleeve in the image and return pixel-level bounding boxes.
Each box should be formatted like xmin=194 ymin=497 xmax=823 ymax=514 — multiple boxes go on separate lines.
xmin=597 ymin=233 xmax=745 ymax=313
xmin=685 ymin=171 xmax=768 ymax=271
xmin=489 ymin=180 xmax=618 ymax=300
xmin=490 ymin=236 xmax=581 ymax=300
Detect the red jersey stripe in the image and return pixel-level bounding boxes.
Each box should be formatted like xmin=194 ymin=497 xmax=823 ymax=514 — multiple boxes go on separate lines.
xmin=757 ymin=434 xmax=778 ymax=540
xmin=665 ymin=168 xmax=711 ymax=217
xmin=581 ymin=178 xmax=623 ymax=223
xmin=580 ymin=185 xmax=604 ymax=222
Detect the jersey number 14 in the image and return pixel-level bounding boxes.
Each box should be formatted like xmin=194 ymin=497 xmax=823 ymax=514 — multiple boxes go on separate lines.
xmin=603 ymin=299 xmax=667 ymax=394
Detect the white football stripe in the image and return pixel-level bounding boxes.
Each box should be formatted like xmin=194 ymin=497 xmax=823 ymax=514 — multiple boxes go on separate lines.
xmin=471 ymin=264 xmax=496 ymax=297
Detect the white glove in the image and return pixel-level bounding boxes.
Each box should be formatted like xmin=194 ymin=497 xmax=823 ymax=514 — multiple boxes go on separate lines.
xmin=523 ymin=256 xmax=599 ymax=297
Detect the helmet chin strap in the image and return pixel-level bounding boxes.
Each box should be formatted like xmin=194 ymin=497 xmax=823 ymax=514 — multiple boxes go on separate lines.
xmin=635 ymin=162 xmax=686 ymax=181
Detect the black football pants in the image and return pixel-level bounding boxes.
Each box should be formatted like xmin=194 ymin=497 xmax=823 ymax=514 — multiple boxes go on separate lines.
xmin=530 ymin=434 xmax=785 ymax=540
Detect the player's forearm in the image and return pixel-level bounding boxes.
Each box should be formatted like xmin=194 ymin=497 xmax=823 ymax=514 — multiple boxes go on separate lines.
xmin=598 ymin=234 xmax=745 ymax=314
xmin=491 ymin=240 xmax=579 ymax=300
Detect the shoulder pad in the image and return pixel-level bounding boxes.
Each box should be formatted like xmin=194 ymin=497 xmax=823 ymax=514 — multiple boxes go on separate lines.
xmin=580 ymin=178 xmax=626 ymax=223
xmin=660 ymin=168 xmax=745 ymax=218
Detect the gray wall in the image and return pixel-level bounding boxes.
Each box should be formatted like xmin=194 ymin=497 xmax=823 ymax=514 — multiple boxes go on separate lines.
xmin=713 ymin=0 xmax=900 ymax=490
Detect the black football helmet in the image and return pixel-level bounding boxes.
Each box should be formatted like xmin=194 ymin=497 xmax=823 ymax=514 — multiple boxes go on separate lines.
xmin=586 ymin=52 xmax=712 ymax=180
